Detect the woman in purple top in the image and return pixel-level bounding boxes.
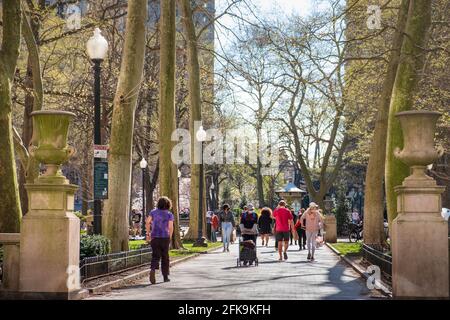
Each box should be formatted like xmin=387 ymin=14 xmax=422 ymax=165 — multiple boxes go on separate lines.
xmin=146 ymin=196 xmax=174 ymax=284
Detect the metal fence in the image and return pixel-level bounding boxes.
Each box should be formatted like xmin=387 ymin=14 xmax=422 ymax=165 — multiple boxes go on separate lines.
xmin=361 ymin=243 xmax=392 ymax=281
xmin=79 ymin=247 xmax=152 ymax=283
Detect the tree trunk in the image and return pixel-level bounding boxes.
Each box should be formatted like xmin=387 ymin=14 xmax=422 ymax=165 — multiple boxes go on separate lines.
xmin=363 ymin=0 xmax=410 ymax=247
xmin=0 ymin=0 xmax=22 ymax=233
xmin=256 ymin=128 xmax=265 ymax=207
xmin=19 ymin=55 xmax=34 ymax=215
xmin=181 ymin=0 xmax=205 ymax=240
xmin=385 ymin=0 xmax=432 ymax=225
xmin=18 ymin=7 xmax=44 ymax=215
xmin=159 ymin=0 xmax=182 ymax=249
xmin=103 ymin=0 xmax=148 ymax=252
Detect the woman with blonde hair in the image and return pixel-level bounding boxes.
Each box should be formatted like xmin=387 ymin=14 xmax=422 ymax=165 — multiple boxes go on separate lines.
xmin=300 ymin=202 xmax=323 ymax=261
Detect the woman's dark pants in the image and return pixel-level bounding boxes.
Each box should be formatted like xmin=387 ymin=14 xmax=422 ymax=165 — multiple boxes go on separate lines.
xmin=150 ymin=238 xmax=171 ymax=276
xmin=297 ymin=229 xmax=306 ymax=248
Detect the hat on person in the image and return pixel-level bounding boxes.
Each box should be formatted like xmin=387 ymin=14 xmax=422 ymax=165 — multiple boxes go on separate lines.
xmin=247 ymin=204 xmax=254 ymax=210
xmin=309 ymin=202 xmax=319 ymax=209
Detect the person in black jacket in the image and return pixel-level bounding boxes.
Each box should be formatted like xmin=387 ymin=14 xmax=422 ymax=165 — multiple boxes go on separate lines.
xmin=240 ymin=204 xmax=258 ymax=244
xmin=295 ymin=208 xmax=307 ymax=250
xmin=258 ymin=207 xmax=273 ymax=247
xmin=289 ymin=208 xmax=298 ymax=245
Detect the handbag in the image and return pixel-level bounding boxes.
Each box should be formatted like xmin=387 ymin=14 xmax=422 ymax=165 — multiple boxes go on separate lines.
xmin=240 ymin=223 xmax=258 ymax=235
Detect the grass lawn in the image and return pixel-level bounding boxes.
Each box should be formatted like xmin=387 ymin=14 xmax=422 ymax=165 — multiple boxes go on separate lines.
xmin=129 ymin=240 xmax=147 ymax=250
xmin=330 ymin=242 xmax=362 ymax=256
xmin=128 ymin=239 xmax=223 ymax=256
xmin=170 ymin=241 xmax=223 ymax=258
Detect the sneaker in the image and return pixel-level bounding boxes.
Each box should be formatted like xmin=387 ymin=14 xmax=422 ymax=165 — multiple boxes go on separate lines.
xmin=311 ymin=256 xmax=315 ymax=261
xmin=283 ymin=252 xmax=288 ymax=260
xmin=307 ymin=253 xmax=311 ymax=260
xmin=303 ymin=245 xmax=306 ymax=250
xmin=262 ymin=240 xmax=265 ymax=246
xmin=163 ymin=276 xmax=170 ymax=282
xmin=227 ymin=247 xmax=230 ymax=252
xmin=149 ymin=270 xmax=156 ymax=284
xmin=223 ymin=247 xmax=226 ymax=252
xmin=298 ymin=246 xmax=301 ymax=251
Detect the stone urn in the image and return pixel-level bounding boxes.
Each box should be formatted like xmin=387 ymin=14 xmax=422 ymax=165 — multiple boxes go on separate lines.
xmin=394 ymin=110 xmax=444 ymax=185
xmin=30 ymin=110 xmax=76 ymax=184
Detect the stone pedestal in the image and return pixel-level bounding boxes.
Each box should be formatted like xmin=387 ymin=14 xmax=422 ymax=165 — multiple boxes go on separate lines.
xmin=19 ymin=183 xmax=82 ymax=299
xmin=324 ymin=215 xmax=337 ymax=243
xmin=0 ymin=233 xmax=20 ymax=291
xmin=392 ymin=174 xmax=449 ymax=299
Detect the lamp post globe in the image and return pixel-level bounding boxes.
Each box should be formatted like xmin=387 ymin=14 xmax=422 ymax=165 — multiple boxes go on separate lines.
xmin=140 ymin=157 xmax=148 ymax=169
xmin=196 ymin=126 xmax=207 ymax=142
xmin=86 ymin=28 xmax=108 ymax=61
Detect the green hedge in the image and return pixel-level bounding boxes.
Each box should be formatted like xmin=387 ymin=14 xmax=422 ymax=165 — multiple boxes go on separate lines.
xmin=74 ymin=211 xmax=87 ymax=222
xmin=80 ymin=234 xmax=111 ymax=259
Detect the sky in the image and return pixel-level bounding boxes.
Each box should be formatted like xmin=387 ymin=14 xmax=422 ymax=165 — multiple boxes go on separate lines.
xmin=212 ymin=0 xmax=340 ymax=163
xmin=250 ymin=0 xmax=313 ymax=17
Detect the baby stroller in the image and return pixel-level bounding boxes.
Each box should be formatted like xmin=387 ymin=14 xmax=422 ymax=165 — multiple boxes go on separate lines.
xmin=236 ymin=236 xmax=258 ymax=267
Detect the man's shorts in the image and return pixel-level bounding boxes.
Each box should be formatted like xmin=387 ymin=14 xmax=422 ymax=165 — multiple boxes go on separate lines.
xmin=276 ymin=231 xmax=290 ymax=241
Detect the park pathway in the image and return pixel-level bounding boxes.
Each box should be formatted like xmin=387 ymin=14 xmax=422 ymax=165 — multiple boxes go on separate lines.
xmin=87 ymin=239 xmax=382 ymax=300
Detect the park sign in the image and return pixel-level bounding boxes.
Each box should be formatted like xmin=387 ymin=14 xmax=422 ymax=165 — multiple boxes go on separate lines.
xmin=94 ymin=144 xmax=108 ymax=159
xmin=94 ymin=161 xmax=108 ymax=199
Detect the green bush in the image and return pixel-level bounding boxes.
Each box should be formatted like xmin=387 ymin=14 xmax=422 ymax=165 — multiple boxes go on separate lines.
xmin=233 ymin=208 xmax=242 ymax=217
xmin=333 ymin=189 xmax=351 ymax=236
xmin=74 ymin=211 xmax=86 ymax=222
xmin=80 ymin=234 xmax=111 ymax=259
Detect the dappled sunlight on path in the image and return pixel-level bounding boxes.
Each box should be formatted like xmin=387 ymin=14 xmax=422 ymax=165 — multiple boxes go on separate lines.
xmin=87 ymin=238 xmax=382 ymax=300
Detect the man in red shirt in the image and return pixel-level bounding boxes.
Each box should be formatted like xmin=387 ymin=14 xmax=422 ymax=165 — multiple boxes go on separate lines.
xmin=273 ymin=200 xmax=297 ymax=261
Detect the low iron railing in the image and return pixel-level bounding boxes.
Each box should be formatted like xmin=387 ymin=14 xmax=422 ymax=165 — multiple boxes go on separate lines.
xmin=361 ymin=243 xmax=392 ymax=281
xmin=79 ymin=247 xmax=152 ymax=283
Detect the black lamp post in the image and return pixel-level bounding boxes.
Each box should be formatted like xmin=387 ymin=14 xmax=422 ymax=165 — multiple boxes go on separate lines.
xmin=193 ymin=126 xmax=207 ymax=247
xmin=140 ymin=158 xmax=148 ymax=238
xmin=210 ymin=180 xmax=215 ymax=212
xmin=178 ymin=168 xmax=181 ymax=213
xmin=86 ymin=28 xmax=108 ymax=235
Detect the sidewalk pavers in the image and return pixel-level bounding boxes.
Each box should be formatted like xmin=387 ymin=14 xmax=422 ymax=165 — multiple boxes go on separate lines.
xmin=87 ymin=239 xmax=382 ymax=300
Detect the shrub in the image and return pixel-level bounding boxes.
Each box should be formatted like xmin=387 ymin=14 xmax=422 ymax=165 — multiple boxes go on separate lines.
xmin=74 ymin=211 xmax=86 ymax=222
xmin=80 ymin=234 xmax=111 ymax=259
xmin=333 ymin=189 xmax=351 ymax=236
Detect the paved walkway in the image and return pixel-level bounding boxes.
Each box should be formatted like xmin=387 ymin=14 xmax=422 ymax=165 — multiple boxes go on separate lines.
xmin=87 ymin=239 xmax=380 ymax=300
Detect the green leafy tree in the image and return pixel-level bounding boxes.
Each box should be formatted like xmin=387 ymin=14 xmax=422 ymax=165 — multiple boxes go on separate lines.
xmin=385 ymin=0 xmax=432 ymax=224
xmin=0 ymin=1 xmax=22 ymax=233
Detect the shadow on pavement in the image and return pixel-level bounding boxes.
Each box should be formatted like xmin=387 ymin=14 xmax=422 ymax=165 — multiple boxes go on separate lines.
xmin=321 ymin=260 xmax=375 ymax=300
